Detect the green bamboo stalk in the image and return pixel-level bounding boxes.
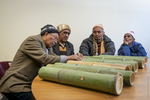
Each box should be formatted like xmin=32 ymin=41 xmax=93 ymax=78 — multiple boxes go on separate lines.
xmin=38 ymin=67 xmax=123 ymax=95
xmin=47 ymin=63 xmax=135 ymax=86
xmin=47 ymin=63 xmax=122 ymax=76
xmin=83 ymin=57 xmax=138 ymax=73
xmin=90 ymin=55 xmax=147 ymax=69
xmin=103 ymin=55 xmax=147 ymax=64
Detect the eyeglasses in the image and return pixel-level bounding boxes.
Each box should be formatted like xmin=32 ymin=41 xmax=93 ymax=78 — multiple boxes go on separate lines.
xmin=50 ymin=34 xmax=58 ymax=41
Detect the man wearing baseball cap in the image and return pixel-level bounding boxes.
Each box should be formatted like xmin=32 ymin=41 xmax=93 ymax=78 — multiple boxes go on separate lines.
xmin=0 ymin=24 xmax=83 ymax=100
xmin=79 ymin=23 xmax=115 ymax=56
xmin=118 ymin=31 xmax=147 ymax=56
xmin=52 ymin=24 xmax=75 ymax=56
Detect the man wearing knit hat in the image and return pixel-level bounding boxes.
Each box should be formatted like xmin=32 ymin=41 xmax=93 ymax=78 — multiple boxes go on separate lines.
xmin=52 ymin=24 xmax=75 ymax=56
xmin=118 ymin=31 xmax=147 ymax=56
xmin=79 ymin=23 xmax=115 ymax=56
xmin=0 ymin=24 xmax=83 ymax=100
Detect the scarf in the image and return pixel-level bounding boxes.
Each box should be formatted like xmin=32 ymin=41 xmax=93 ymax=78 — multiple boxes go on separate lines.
xmin=93 ymin=37 xmax=105 ymax=56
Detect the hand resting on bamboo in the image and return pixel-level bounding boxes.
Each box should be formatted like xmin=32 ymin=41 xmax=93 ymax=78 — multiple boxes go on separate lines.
xmin=67 ymin=53 xmax=83 ymax=61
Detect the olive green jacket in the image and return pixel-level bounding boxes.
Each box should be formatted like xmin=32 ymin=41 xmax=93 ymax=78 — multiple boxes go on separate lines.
xmin=0 ymin=34 xmax=60 ymax=93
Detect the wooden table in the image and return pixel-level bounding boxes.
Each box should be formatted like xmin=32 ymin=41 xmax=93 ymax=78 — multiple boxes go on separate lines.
xmin=32 ymin=59 xmax=150 ymax=100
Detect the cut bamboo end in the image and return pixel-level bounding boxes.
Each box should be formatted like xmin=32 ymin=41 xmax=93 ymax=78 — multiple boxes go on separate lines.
xmin=125 ymin=66 xmax=130 ymax=71
xmin=129 ymin=65 xmax=132 ymax=71
xmin=134 ymin=62 xmax=138 ymax=74
xmin=144 ymin=57 xmax=148 ymax=64
xmin=130 ymin=72 xmax=135 ymax=86
xmin=115 ymin=76 xmax=123 ymax=95
xmin=141 ymin=59 xmax=145 ymax=69
xmin=124 ymin=65 xmax=132 ymax=71
xmin=117 ymin=73 xmax=123 ymax=78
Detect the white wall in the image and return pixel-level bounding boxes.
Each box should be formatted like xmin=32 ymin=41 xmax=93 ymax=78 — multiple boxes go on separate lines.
xmin=0 ymin=0 xmax=150 ymax=61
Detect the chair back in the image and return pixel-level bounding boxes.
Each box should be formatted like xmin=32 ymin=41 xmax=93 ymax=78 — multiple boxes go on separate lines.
xmin=0 ymin=61 xmax=12 ymax=80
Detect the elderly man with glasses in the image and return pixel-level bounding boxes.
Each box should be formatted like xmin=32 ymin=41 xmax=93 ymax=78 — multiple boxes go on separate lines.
xmin=0 ymin=24 xmax=83 ymax=100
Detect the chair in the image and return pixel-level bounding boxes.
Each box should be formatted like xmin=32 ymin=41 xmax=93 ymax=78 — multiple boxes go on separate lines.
xmin=0 ymin=92 xmax=8 ymax=100
xmin=0 ymin=61 xmax=12 ymax=80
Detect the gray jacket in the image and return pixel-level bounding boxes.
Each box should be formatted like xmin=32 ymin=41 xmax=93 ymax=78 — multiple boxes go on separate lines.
xmin=79 ymin=34 xmax=116 ymax=56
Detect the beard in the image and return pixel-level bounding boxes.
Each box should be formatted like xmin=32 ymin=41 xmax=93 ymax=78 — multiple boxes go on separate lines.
xmin=95 ymin=37 xmax=103 ymax=43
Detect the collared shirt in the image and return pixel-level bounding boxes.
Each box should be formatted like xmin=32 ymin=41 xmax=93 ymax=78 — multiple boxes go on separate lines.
xmin=59 ymin=42 xmax=67 ymax=55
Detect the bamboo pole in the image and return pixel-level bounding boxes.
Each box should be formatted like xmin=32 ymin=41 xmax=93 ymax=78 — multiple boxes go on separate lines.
xmin=47 ymin=63 xmax=135 ymax=86
xmin=82 ymin=57 xmax=138 ymax=73
xmin=38 ymin=67 xmax=123 ymax=95
xmin=67 ymin=60 xmax=132 ymax=71
xmin=91 ymin=55 xmax=147 ymax=69
xmin=47 ymin=63 xmax=123 ymax=77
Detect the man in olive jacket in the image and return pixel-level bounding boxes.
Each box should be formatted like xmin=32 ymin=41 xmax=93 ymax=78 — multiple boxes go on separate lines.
xmin=0 ymin=24 xmax=82 ymax=100
xmin=79 ymin=23 xmax=115 ymax=56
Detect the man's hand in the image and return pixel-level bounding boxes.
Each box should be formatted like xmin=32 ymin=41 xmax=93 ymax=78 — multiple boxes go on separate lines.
xmin=67 ymin=54 xmax=83 ymax=61
xmin=76 ymin=53 xmax=83 ymax=59
xmin=123 ymin=39 xmax=128 ymax=45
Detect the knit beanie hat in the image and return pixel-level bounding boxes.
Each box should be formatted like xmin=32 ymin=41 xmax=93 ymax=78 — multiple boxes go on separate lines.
xmin=126 ymin=31 xmax=135 ymax=39
xmin=93 ymin=23 xmax=104 ymax=29
xmin=57 ymin=24 xmax=71 ymax=33
xmin=40 ymin=24 xmax=59 ymax=36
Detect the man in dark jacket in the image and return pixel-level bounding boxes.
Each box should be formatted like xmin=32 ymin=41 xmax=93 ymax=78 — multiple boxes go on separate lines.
xmin=53 ymin=24 xmax=82 ymax=56
xmin=79 ymin=23 xmax=115 ymax=56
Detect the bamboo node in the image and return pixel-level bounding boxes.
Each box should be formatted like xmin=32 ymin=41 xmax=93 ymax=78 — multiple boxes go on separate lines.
xmin=80 ymin=76 xmax=84 ymax=80
xmin=97 ymin=69 xmax=101 ymax=73
xmin=60 ymin=64 xmax=64 ymax=68
xmin=75 ymin=64 xmax=78 ymax=66
xmin=122 ymin=58 xmax=125 ymax=61
xmin=102 ymin=57 xmax=105 ymax=59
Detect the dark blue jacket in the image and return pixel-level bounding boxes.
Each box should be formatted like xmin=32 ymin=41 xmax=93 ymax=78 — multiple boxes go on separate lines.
xmin=118 ymin=41 xmax=147 ymax=57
